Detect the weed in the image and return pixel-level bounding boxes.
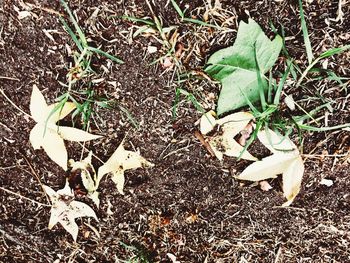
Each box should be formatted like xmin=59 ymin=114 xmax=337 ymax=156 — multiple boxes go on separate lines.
xmin=45 ymin=0 xmax=138 ymax=132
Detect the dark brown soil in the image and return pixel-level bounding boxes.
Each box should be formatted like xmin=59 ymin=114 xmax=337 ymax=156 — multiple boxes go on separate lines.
xmin=1 ymin=0 xmax=349 ymax=262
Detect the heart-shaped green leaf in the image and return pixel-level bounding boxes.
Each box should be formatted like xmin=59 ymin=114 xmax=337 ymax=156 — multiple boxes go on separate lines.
xmin=205 ymin=19 xmax=282 ymax=115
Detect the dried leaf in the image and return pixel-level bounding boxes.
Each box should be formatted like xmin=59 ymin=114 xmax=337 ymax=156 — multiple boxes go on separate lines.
xmin=236 ymin=153 xmax=298 ymax=181
xmin=282 ymin=156 xmax=304 ymax=206
xmin=29 ymin=85 xmax=102 ymax=170
xmin=69 ymin=152 xmax=100 ymax=207
xmin=236 ymin=128 xmax=305 ymax=206
xmin=43 ymin=181 xmax=98 ymax=242
xmin=207 ymin=112 xmax=256 ymax=161
xmin=98 ymin=141 xmax=154 ymax=194
xmin=58 ymin=127 xmax=102 ymax=142
xmin=257 ymin=128 xmax=297 ymax=153
xmin=200 ymin=110 xmax=216 ymax=135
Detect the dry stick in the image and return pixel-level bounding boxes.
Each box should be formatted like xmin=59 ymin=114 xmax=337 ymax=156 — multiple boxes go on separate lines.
xmin=0 ymin=186 xmax=50 ymax=207
xmin=194 ymin=130 xmax=215 ymax=157
xmin=77 ymin=142 xmax=105 ymax=164
xmin=22 ymin=155 xmax=51 ymax=204
xmin=0 ymin=88 xmax=32 ymax=119
xmin=302 ymin=153 xmax=348 ymax=158
xmin=0 ymin=76 xmax=20 ymax=81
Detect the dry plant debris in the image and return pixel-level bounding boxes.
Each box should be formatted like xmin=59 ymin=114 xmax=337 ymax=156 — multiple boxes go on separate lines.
xmin=200 ymin=111 xmax=257 ymax=161
xmin=43 ymin=181 xmax=98 ymax=242
xmin=200 ymin=111 xmax=305 ymax=206
xmin=236 ymin=128 xmax=305 ymax=206
xmin=98 ymin=140 xmax=154 ymax=195
xmin=68 ymin=152 xmax=100 ymax=207
xmin=29 ymin=85 xmax=102 ymax=170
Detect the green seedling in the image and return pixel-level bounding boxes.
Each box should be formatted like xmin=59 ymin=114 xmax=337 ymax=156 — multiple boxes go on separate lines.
xmin=172 ymin=87 xmax=205 ymax=118
xmin=59 ymin=0 xmax=123 ymax=66
xmin=119 ymin=13 xmax=178 ymax=66
xmin=170 ymin=0 xmax=221 ymax=29
xmin=119 ymin=242 xmax=152 ymax=263
xmin=298 ymin=0 xmax=314 ymax=64
xmin=43 ymin=1 xmax=139 ymax=132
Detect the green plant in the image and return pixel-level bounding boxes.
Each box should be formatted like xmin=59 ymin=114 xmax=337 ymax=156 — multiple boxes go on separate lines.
xmin=170 ymin=0 xmax=220 ymax=28
xmin=205 ymin=19 xmax=283 ymax=116
xmin=44 ymin=1 xmax=139 ymax=131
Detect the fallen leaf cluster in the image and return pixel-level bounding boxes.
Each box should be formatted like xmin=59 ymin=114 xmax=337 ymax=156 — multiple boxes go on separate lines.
xmin=200 ymin=111 xmax=305 ymax=206
xmin=29 ymin=85 xmax=153 ymax=241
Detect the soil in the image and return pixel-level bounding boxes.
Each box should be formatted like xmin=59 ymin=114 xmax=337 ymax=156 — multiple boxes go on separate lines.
xmin=0 ymin=0 xmax=349 ymax=262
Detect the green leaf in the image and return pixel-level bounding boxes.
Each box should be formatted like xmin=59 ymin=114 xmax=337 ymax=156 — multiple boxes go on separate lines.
xmin=205 ymin=19 xmax=282 ymax=115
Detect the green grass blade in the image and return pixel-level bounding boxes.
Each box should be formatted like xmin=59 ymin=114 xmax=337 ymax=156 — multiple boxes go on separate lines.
xmin=298 ymin=122 xmax=350 ymax=132
xmin=59 ymin=0 xmax=88 ymax=47
xmin=253 ymin=42 xmax=267 ymax=111
xmin=87 ymin=47 xmax=124 ymax=64
xmin=297 ymin=45 xmax=350 ymax=87
xmin=183 ymin=18 xmax=221 ymax=29
xmin=298 ymin=0 xmax=314 ymax=64
xmin=172 ymin=87 xmax=181 ymax=119
xmin=319 ymin=45 xmax=350 ymax=59
xmin=59 ymin=17 xmax=83 ymax=52
xmin=118 ymin=105 xmax=140 ymax=129
xmin=170 ymin=0 xmax=184 ymax=18
xmin=43 ymin=94 xmax=69 ymax=136
xmin=273 ymin=65 xmax=290 ymax=105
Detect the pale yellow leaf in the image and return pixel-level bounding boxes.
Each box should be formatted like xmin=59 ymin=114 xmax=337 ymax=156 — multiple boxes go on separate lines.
xmin=81 ymin=169 xmax=96 ymax=192
xmin=216 ymin=111 xmax=254 ymax=126
xmin=43 ymin=182 xmax=98 ymax=242
xmin=30 ymin=85 xmax=48 ymax=123
xmin=70 ymin=200 xmax=98 ymax=221
xmin=282 ymin=156 xmax=304 ymax=207
xmin=59 ymin=215 xmax=79 ymax=242
xmin=47 ymin=102 xmax=76 ymax=123
xmin=69 ymin=152 xmax=100 ymax=206
xmin=97 ymin=141 xmax=154 ymax=193
xmin=200 ymin=111 xmax=216 ymax=135
xmin=41 ymin=128 xmax=68 ymax=170
xmin=257 ymin=128 xmax=297 ymax=153
xmin=236 ymin=153 xmax=298 ymax=182
xmin=29 ymin=123 xmax=44 ymax=149
xmin=208 ymin=113 xmax=256 ymax=161
xmin=89 ymin=191 xmax=100 ymax=208
xmin=57 ymin=126 xmax=102 ymax=142
xmin=111 ymin=171 xmax=125 ymax=195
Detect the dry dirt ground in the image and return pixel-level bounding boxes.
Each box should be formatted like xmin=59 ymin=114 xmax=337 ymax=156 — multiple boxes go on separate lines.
xmin=0 ymin=0 xmax=350 ymax=262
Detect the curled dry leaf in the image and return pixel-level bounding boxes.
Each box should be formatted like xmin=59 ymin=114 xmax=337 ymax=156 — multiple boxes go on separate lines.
xmin=43 ymin=181 xmax=98 ymax=242
xmin=236 ymin=128 xmax=304 ymax=206
xmin=69 ymin=152 xmax=100 ymax=207
xmin=97 ymin=140 xmax=154 ymax=194
xmin=199 ymin=111 xmax=257 ymax=161
xmin=29 ymin=85 xmax=102 ymax=170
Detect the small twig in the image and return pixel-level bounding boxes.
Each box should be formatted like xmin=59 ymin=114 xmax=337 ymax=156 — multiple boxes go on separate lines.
xmin=302 ymin=153 xmax=348 ymax=158
xmin=22 ymin=155 xmax=51 ymax=204
xmin=77 ymin=142 xmax=105 ymax=164
xmin=194 ymin=130 xmax=215 ymax=157
xmin=0 ymin=76 xmax=20 ymax=81
xmin=0 ymin=186 xmax=50 ymax=207
xmin=0 ymin=88 xmax=32 ymax=119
